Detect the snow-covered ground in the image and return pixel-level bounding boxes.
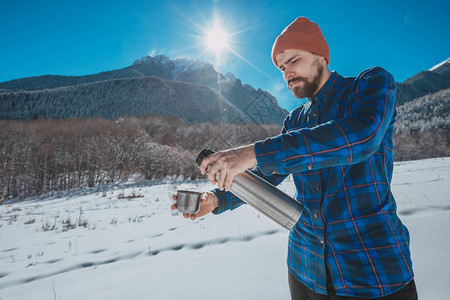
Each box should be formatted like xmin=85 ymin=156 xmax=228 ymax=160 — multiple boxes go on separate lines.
xmin=0 ymin=157 xmax=449 ymax=300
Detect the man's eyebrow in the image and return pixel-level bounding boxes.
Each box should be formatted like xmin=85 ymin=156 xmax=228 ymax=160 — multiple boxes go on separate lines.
xmin=279 ymin=55 xmax=300 ymax=69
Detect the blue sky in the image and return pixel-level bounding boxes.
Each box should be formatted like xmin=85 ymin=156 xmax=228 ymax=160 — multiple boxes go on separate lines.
xmin=0 ymin=0 xmax=449 ymax=111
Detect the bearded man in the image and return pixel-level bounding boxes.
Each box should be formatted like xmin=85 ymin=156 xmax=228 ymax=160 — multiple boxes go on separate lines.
xmin=173 ymin=17 xmax=418 ymax=300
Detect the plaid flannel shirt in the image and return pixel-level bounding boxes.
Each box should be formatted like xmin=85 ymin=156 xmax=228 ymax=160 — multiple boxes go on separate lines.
xmin=213 ymin=67 xmax=414 ymax=297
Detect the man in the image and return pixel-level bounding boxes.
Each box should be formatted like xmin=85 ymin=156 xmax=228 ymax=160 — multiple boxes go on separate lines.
xmin=172 ymin=17 xmax=417 ymax=299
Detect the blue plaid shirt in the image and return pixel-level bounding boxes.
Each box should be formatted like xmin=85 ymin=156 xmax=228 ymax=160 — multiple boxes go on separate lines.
xmin=213 ymin=67 xmax=414 ymax=297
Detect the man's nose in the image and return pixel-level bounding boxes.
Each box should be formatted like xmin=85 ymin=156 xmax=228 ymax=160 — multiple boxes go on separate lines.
xmin=284 ymin=69 xmax=294 ymax=82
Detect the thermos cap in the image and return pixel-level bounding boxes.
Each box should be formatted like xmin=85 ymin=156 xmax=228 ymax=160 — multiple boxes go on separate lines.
xmin=195 ymin=149 xmax=215 ymax=167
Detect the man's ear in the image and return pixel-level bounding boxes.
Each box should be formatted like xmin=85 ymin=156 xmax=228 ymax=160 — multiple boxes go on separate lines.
xmin=315 ymin=55 xmax=328 ymax=67
xmin=315 ymin=54 xmax=326 ymax=63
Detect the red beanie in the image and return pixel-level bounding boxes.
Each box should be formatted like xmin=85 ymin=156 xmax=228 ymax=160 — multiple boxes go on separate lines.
xmin=271 ymin=17 xmax=330 ymax=67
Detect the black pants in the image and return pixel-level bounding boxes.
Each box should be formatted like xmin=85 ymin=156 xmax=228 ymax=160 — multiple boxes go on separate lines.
xmin=288 ymin=271 xmax=418 ymax=300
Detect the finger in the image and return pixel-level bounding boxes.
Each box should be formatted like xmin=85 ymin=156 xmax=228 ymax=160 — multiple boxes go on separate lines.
xmin=199 ymin=159 xmax=208 ymax=175
xmin=171 ymin=204 xmax=177 ymax=210
xmin=200 ymin=154 xmax=215 ymax=175
xmin=183 ymin=213 xmax=190 ymax=218
xmin=224 ymin=174 xmax=234 ymax=192
xmin=172 ymin=194 xmax=178 ymax=201
xmin=217 ymin=168 xmax=227 ymax=191
xmin=190 ymin=214 xmax=197 ymax=220
xmin=201 ymin=196 xmax=211 ymax=205
xmin=204 ymin=192 xmax=216 ymax=204
xmin=207 ymin=163 xmax=220 ymax=185
xmin=201 ymin=152 xmax=223 ymax=175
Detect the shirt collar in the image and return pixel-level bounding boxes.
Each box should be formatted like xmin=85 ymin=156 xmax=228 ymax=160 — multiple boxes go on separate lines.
xmin=307 ymin=71 xmax=338 ymax=102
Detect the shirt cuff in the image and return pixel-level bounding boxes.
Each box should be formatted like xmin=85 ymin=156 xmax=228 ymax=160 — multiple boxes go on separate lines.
xmin=212 ymin=189 xmax=231 ymax=214
xmin=211 ymin=188 xmax=245 ymax=214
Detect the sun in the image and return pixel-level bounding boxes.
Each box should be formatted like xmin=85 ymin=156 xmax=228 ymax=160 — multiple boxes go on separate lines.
xmin=204 ymin=25 xmax=229 ymax=54
xmin=177 ymin=12 xmax=269 ymax=76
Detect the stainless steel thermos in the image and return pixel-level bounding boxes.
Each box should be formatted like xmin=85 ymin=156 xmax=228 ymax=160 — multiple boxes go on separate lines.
xmin=196 ymin=149 xmax=303 ymax=230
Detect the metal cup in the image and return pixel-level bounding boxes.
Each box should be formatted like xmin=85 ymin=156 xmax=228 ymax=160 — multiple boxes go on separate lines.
xmin=176 ymin=190 xmax=203 ymax=214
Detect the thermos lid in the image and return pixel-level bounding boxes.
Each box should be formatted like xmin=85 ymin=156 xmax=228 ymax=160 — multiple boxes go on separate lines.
xmin=195 ymin=149 xmax=215 ymax=167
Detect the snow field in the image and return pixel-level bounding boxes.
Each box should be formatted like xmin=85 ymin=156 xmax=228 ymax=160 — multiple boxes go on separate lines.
xmin=0 ymin=157 xmax=449 ymax=299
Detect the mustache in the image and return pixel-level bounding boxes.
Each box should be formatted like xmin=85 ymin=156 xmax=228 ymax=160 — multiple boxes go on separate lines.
xmin=287 ymin=76 xmax=308 ymax=87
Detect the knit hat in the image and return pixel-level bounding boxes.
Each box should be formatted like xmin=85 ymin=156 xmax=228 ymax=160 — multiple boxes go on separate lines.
xmin=271 ymin=17 xmax=330 ymax=67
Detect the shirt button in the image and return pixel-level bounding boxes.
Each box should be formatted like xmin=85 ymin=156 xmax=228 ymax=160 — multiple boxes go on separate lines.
xmin=312 ymin=113 xmax=318 ymax=118
xmin=315 ymin=185 xmax=320 ymax=191
xmin=320 ymin=239 xmax=324 ymax=245
xmin=307 ymin=164 xmax=312 ymax=170
xmin=313 ymin=212 xmax=319 ymax=219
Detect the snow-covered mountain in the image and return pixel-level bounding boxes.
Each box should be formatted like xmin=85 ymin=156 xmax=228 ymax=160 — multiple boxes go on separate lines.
xmin=396 ymin=57 xmax=450 ymax=105
xmin=429 ymin=58 xmax=450 ymax=72
xmin=132 ymin=55 xmax=213 ymax=81
xmin=0 ymin=55 xmax=226 ymax=92
xmin=0 ymin=55 xmax=288 ymax=124
xmin=128 ymin=55 xmax=286 ymax=124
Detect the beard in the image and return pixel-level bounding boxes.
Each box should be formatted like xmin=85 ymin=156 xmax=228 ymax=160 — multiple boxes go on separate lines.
xmin=288 ymin=60 xmax=324 ymax=99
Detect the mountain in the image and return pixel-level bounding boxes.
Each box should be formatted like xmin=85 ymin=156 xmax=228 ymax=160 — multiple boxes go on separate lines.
xmin=396 ymin=58 xmax=450 ymax=105
xmin=0 ymin=56 xmax=212 ymax=91
xmin=393 ymin=89 xmax=449 ymax=161
xmin=0 ymin=55 xmax=288 ymax=124
xmin=2 ymin=56 xmax=449 ymax=125
xmin=0 ymin=77 xmax=255 ymax=123
xmin=396 ymin=88 xmax=449 ymax=133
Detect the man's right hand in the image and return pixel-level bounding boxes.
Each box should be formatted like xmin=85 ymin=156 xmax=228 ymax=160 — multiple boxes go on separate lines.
xmin=171 ymin=191 xmax=219 ymax=220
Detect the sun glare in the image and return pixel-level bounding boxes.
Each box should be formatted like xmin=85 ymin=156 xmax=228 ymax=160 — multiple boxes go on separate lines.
xmin=204 ymin=26 xmax=229 ymax=53
xmin=177 ymin=12 xmax=269 ymax=77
